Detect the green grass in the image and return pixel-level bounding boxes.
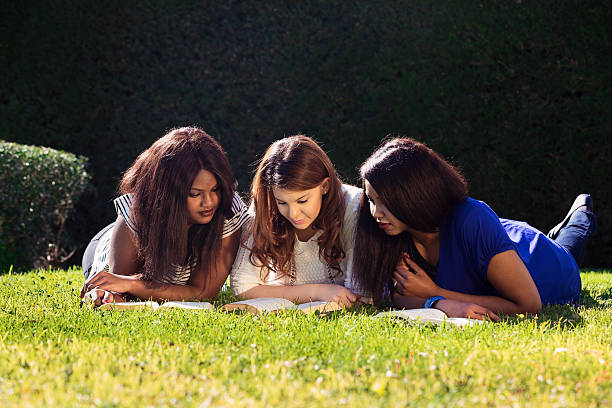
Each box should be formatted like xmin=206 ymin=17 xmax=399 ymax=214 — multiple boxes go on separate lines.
xmin=1 ymin=269 xmax=610 ymax=407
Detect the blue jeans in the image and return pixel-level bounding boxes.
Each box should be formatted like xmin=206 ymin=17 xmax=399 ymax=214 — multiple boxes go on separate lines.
xmin=553 ymin=208 xmax=597 ymax=266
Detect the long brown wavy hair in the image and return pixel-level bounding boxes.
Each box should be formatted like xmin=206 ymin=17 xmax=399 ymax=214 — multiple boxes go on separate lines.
xmin=249 ymin=135 xmax=346 ymax=279
xmin=119 ymin=127 xmax=237 ymax=283
xmin=353 ymin=137 xmax=468 ymax=300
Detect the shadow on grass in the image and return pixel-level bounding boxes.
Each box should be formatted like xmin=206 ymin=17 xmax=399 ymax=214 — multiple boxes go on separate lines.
xmin=502 ymin=286 xmax=611 ymax=329
xmin=579 ymin=286 xmax=612 ymax=308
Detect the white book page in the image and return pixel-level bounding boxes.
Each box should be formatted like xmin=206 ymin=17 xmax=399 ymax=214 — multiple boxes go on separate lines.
xmin=294 ymin=301 xmax=342 ymax=313
xmin=375 ymin=308 xmax=484 ymax=327
xmin=159 ymin=301 xmax=214 ymax=311
xmin=98 ymin=301 xmax=160 ymax=311
xmin=226 ymin=297 xmax=296 ymax=313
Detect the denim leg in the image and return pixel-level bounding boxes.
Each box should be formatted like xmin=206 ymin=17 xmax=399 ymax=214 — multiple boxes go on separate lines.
xmin=553 ymin=208 xmax=597 ymax=266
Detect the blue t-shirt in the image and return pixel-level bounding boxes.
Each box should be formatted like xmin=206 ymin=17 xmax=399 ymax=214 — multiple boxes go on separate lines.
xmin=436 ymin=198 xmax=580 ymax=305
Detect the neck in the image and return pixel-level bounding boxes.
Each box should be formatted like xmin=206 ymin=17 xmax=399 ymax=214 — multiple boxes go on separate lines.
xmin=407 ymin=228 xmax=440 ymax=266
xmin=295 ymin=226 xmax=317 ymax=242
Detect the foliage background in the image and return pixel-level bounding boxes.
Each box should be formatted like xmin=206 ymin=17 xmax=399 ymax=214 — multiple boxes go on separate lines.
xmin=2 ymin=0 xmax=610 ymax=267
xmin=0 ymin=141 xmax=90 ymax=269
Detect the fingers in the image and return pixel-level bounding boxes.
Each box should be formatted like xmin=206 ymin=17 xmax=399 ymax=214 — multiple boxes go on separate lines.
xmin=467 ymin=306 xmax=500 ymax=322
xmin=484 ymin=310 xmax=500 ymax=322
xmin=392 ymin=271 xmax=409 ymax=292
xmin=102 ymin=290 xmax=115 ymax=304
xmin=82 ymin=271 xmax=105 ymax=294
xmin=402 ymin=254 xmax=425 ymax=275
xmin=83 ymin=289 xmax=105 ymax=307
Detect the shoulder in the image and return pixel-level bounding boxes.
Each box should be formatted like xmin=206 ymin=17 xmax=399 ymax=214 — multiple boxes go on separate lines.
xmin=339 ymin=184 xmax=362 ymax=237
xmin=451 ymin=198 xmax=500 ymax=227
xmin=447 ymin=198 xmax=513 ymax=251
xmin=341 ymin=184 xmax=363 ymax=211
xmin=113 ymin=194 xmax=137 ymax=232
xmin=222 ymin=192 xmax=250 ymax=238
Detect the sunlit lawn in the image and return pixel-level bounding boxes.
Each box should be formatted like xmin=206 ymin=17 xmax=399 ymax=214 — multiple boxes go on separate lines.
xmin=0 ymin=268 xmax=610 ymax=407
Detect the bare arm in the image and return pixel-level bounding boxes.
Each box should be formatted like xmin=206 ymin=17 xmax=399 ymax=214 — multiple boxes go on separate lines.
xmin=124 ymin=229 xmax=240 ymax=302
xmin=391 ymin=292 xmax=426 ymax=309
xmin=393 ymin=250 xmax=542 ymax=316
xmin=82 ymin=218 xmax=241 ymax=302
xmin=391 ymin=292 xmax=500 ymax=321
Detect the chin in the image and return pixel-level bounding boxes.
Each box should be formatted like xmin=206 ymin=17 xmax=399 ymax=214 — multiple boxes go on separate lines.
xmin=293 ymin=224 xmax=310 ymax=230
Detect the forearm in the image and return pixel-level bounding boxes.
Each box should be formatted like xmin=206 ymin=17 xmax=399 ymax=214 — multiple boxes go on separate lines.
xmin=238 ymin=284 xmax=332 ymax=303
xmin=436 ymin=288 xmax=538 ymax=315
xmin=127 ymin=279 xmax=211 ymax=302
xmin=391 ymin=293 xmax=426 ymax=309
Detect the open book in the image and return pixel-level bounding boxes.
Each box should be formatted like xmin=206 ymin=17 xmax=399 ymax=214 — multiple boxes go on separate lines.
xmin=374 ymin=308 xmax=484 ymax=327
xmin=91 ymin=296 xmax=371 ymax=315
xmin=221 ymin=297 xmax=343 ymax=315
xmin=97 ymin=300 xmax=214 ymax=311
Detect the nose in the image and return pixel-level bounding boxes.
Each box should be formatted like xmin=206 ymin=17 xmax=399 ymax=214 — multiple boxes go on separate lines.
xmin=200 ymin=192 xmax=213 ymax=207
xmin=288 ymin=204 xmax=300 ymax=220
xmin=371 ymin=202 xmax=384 ymax=220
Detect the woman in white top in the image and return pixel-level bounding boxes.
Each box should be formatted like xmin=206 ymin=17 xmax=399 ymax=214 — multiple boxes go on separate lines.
xmin=80 ymin=127 xmax=248 ymax=305
xmin=230 ymin=135 xmax=362 ymax=306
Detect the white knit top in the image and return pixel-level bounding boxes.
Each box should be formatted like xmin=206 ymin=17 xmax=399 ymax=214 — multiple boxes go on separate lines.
xmin=230 ymin=184 xmax=363 ymax=295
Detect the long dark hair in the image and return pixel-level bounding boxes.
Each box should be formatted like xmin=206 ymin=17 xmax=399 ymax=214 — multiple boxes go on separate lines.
xmin=353 ymin=137 xmax=468 ymax=299
xmin=119 ymin=127 xmax=236 ymax=283
xmin=249 ymin=135 xmax=345 ymax=279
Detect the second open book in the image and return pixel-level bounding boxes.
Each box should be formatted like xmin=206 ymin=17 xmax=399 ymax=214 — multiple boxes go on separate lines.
xmin=374 ymin=308 xmax=484 ymax=327
xmin=97 ymin=297 xmax=345 ymax=315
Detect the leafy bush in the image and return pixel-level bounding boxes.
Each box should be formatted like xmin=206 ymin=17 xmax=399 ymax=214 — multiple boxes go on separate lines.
xmin=0 ymin=141 xmax=91 ymax=269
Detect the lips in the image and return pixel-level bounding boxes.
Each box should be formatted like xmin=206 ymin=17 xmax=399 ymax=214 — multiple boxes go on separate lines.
xmin=377 ymin=222 xmax=391 ymax=230
xmin=291 ymin=219 xmax=306 ymax=226
xmin=199 ymin=209 xmax=214 ymax=217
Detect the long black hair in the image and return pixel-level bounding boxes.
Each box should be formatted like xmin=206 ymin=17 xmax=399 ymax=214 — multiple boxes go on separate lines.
xmin=120 ymin=127 xmax=237 ymax=283
xmin=352 ymin=137 xmax=468 ymax=300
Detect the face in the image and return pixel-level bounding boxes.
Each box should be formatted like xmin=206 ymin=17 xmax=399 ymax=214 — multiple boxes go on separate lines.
xmin=364 ymin=180 xmax=408 ymax=236
xmin=272 ymin=178 xmax=330 ymax=233
xmin=186 ymin=169 xmax=220 ymax=225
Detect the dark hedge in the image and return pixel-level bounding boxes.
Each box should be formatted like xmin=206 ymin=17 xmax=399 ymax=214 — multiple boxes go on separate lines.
xmin=0 ymin=141 xmax=91 ymax=269
xmin=2 ymin=1 xmax=610 ymax=266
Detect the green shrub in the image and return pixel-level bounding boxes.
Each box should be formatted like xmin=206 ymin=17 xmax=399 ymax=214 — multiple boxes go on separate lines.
xmin=0 ymin=141 xmax=91 ymax=269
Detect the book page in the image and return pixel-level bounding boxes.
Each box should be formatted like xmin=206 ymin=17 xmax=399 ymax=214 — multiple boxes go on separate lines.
xmin=158 ymin=301 xmax=214 ymax=311
xmin=221 ymin=297 xmax=296 ymax=314
xmin=375 ymin=309 xmax=484 ymax=327
xmin=390 ymin=308 xmax=447 ymax=320
xmin=98 ymin=301 xmax=160 ymax=311
xmin=294 ymin=301 xmax=343 ymax=314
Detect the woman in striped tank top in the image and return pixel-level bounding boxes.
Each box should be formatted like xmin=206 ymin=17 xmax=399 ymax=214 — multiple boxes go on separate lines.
xmin=81 ymin=127 xmax=249 ymax=306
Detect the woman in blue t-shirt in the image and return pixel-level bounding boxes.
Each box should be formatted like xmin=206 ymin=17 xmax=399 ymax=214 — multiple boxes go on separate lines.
xmin=352 ymin=138 xmax=597 ymax=320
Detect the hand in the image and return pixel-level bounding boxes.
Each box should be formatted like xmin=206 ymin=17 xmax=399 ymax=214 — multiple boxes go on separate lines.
xmin=82 ymin=289 xmax=126 ymax=307
xmin=435 ymin=299 xmax=500 ymax=322
xmin=80 ymin=270 xmax=140 ymax=297
xmin=392 ymin=253 xmax=439 ymax=298
xmin=315 ymin=284 xmax=359 ymax=307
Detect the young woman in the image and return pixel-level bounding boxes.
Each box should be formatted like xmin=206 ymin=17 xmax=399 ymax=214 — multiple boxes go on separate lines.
xmin=353 ymin=137 xmax=597 ymax=320
xmin=230 ymin=135 xmax=363 ymax=306
xmin=81 ymin=127 xmax=249 ymax=305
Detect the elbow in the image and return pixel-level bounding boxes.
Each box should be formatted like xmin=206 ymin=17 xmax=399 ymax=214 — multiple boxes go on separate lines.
xmin=520 ymin=297 xmax=542 ymax=315
xmin=235 ymin=286 xmax=258 ymax=300
xmin=195 ymin=285 xmax=222 ymax=301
